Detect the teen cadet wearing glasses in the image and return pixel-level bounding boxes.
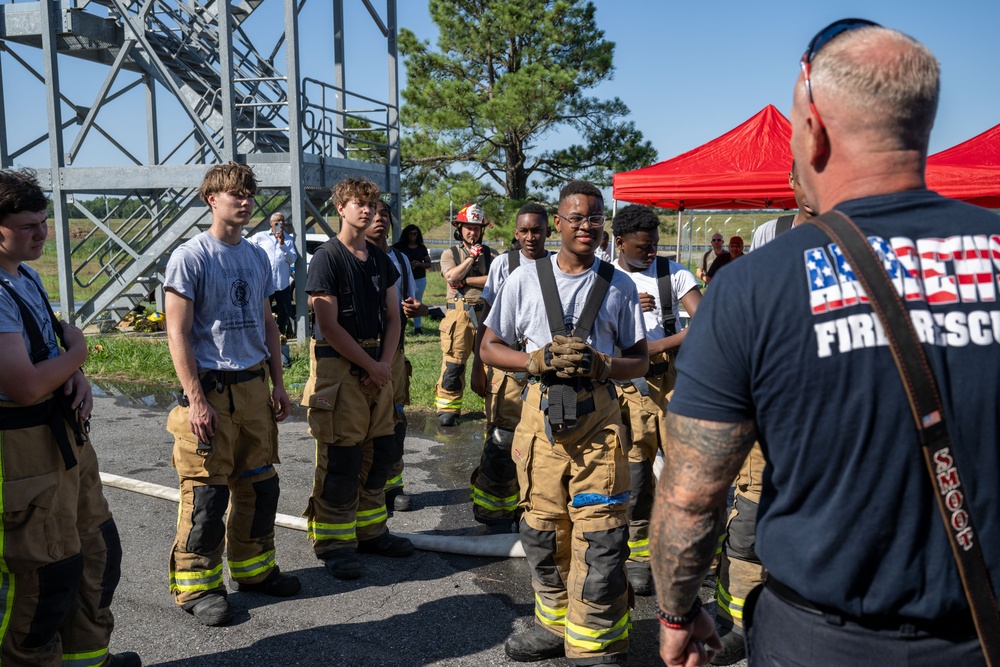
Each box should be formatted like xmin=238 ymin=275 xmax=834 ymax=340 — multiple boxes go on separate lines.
xmin=651 ymin=19 xmax=999 ymax=667
xmin=480 ymin=180 xmax=647 ymax=666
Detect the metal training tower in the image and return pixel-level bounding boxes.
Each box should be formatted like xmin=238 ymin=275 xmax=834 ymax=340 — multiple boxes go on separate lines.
xmin=0 ymin=0 xmax=400 ymax=336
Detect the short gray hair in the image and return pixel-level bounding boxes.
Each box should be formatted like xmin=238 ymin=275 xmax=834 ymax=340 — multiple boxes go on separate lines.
xmin=811 ymin=26 xmax=939 ymax=152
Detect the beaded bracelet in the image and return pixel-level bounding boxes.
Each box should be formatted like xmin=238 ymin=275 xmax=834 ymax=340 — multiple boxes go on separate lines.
xmin=657 ymin=597 xmax=702 ymax=629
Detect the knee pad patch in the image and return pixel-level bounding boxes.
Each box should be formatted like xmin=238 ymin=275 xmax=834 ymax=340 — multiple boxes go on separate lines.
xmin=582 ymin=525 xmax=629 ymax=603
xmin=727 ymin=495 xmax=760 ymax=561
xmin=321 ymin=445 xmax=363 ymax=506
xmin=441 ymin=362 xmax=465 ymax=392
xmin=188 ymin=484 xmax=230 ymax=554
xmin=251 ymin=474 xmax=280 ymax=539
xmin=98 ymin=518 xmax=122 ymax=608
xmin=365 ymin=435 xmax=395 ymax=490
xmin=520 ymin=525 xmax=563 ymax=589
xmin=628 ymin=460 xmax=654 ymax=521
xmin=481 ymin=439 xmax=516 ymax=483
xmin=24 ymin=554 xmax=83 ymax=649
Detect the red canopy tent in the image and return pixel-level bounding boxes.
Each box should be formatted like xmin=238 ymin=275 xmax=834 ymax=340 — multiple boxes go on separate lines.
xmin=926 ymin=123 xmax=1000 ymax=208
xmin=613 ymin=105 xmax=796 ymax=211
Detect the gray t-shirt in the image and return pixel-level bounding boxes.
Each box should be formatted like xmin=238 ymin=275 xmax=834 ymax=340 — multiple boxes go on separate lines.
xmin=485 ymin=254 xmax=645 ymax=355
xmin=0 ymin=265 xmax=59 ymax=402
xmin=481 ymin=250 xmax=547 ymax=305
xmin=164 ymin=232 xmax=274 ymax=372
xmin=749 ymin=218 xmax=779 ymax=251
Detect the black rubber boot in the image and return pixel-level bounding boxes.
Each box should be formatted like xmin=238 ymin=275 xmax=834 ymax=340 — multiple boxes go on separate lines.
xmin=709 ymin=625 xmax=746 ymax=665
xmin=324 ymin=548 xmax=363 ymax=580
xmin=438 ymin=412 xmax=457 ymax=427
xmin=182 ymin=594 xmax=232 ymax=626
xmin=504 ymin=625 xmax=565 ymax=662
xmin=357 ymin=531 xmax=415 ymax=557
xmin=626 ymin=561 xmax=654 ymax=596
xmin=105 ymin=652 xmax=142 ymax=667
xmin=236 ymin=567 xmax=301 ymax=597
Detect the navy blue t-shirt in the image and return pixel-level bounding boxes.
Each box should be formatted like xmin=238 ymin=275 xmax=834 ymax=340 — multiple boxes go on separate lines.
xmin=669 ymin=189 xmax=1000 ymax=620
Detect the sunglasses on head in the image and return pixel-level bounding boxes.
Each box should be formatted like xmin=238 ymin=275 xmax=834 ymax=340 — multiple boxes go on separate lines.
xmin=800 ymin=18 xmax=880 ymax=130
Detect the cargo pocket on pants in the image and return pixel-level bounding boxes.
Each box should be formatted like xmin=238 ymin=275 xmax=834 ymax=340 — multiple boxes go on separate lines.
xmin=305 ymin=383 xmax=341 ymax=443
xmin=168 ymin=405 xmax=216 ymax=479
xmin=1 ymin=473 xmax=63 ymax=573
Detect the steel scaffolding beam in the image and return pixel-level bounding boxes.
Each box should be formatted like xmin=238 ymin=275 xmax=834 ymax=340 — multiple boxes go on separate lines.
xmin=0 ymin=0 xmax=401 ymax=339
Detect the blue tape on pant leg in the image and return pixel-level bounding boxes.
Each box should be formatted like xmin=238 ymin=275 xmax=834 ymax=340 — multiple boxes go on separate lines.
xmin=571 ymin=491 xmax=630 ymax=508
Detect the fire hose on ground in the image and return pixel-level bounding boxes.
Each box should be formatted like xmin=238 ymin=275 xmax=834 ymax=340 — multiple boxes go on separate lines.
xmin=101 ymin=454 xmax=662 ymax=560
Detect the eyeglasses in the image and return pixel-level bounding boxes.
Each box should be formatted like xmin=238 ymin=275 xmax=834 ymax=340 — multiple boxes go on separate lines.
xmin=711 ymin=238 xmax=724 ymax=243
xmin=800 ymin=18 xmax=879 ymax=130
xmin=555 ymin=213 xmax=606 ymax=229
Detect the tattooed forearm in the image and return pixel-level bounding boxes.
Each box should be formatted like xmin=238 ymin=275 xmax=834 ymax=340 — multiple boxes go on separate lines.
xmin=650 ymin=412 xmax=756 ymax=615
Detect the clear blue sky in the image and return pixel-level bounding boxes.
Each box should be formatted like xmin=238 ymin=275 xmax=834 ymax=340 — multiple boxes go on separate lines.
xmin=8 ymin=1 xmax=999 ymax=170
xmin=395 ymin=0 xmax=1000 ymax=159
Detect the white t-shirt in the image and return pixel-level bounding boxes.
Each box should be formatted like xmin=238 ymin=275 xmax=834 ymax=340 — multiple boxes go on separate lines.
xmin=481 ymin=250 xmax=547 ymax=305
xmin=485 ymin=254 xmax=645 ymax=355
xmin=614 ymin=259 xmax=699 ymax=342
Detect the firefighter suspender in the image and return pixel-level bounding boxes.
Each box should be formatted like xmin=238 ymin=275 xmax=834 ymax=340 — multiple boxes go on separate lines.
xmin=656 ymin=257 xmax=676 ymax=337
xmin=775 ymin=214 xmax=795 ymax=236
xmin=535 ymin=257 xmax=615 ymax=431
xmin=0 ymin=268 xmax=85 ymax=470
xmin=390 ymin=247 xmax=411 ymax=301
xmin=507 ymin=249 xmax=520 ymax=272
xmin=451 ymin=244 xmax=493 ymax=279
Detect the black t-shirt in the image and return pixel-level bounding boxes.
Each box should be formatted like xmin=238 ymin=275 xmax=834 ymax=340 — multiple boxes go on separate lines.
xmin=670 ymin=189 xmax=1000 ymax=620
xmin=306 ymin=238 xmax=399 ymax=341
xmin=395 ymin=243 xmax=429 ymax=280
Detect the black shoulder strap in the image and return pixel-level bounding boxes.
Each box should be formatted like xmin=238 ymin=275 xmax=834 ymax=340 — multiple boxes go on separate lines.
xmin=775 ymin=214 xmax=795 ymax=236
xmin=808 ymin=211 xmax=1000 ymax=663
xmin=451 ymin=245 xmax=461 ymax=267
xmin=535 ymin=255 xmax=567 ymax=339
xmin=0 ymin=271 xmax=51 ymax=364
xmin=655 ymin=257 xmax=676 ymax=337
xmin=573 ymin=259 xmax=615 ymax=342
xmin=507 ymin=249 xmax=521 ymax=272
xmin=390 ymin=247 xmax=410 ymax=300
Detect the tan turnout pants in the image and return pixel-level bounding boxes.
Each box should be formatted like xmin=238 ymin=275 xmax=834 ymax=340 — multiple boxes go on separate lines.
xmin=0 ymin=399 xmax=121 ymax=667
xmin=167 ymin=362 xmax=282 ymax=605
xmin=515 ymin=382 xmax=632 ymax=663
xmin=434 ymin=305 xmax=477 ymax=415
xmin=303 ymin=342 xmax=395 ymax=558
xmin=716 ymin=442 xmax=766 ymax=630
xmin=470 ymin=367 xmax=527 ymax=525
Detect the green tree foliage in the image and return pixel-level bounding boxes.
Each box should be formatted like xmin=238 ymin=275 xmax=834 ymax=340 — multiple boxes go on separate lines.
xmin=399 ymin=0 xmax=657 ymax=217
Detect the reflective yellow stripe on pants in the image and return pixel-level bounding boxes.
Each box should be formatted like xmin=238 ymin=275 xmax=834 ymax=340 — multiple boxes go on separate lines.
xmin=170 ymin=562 xmax=224 ymax=594
xmin=384 ymin=473 xmax=404 ymax=492
xmin=716 ymin=579 xmax=746 ymax=621
xmin=627 ymin=537 xmax=650 ymax=559
xmin=435 ymin=396 xmax=462 ymax=412
xmin=534 ymin=592 xmax=566 ymax=628
xmin=228 ymin=549 xmax=276 ymax=581
xmin=356 ymin=505 xmax=387 ymax=528
xmin=308 ymin=519 xmax=356 ymax=542
xmin=565 ymin=612 xmax=630 ymax=653
xmin=62 ymin=646 xmax=110 ymax=667
xmin=470 ymin=486 xmax=519 ymax=513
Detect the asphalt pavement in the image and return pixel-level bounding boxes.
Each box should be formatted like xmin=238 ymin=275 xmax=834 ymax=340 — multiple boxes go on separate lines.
xmin=89 ymin=380 xmax=736 ymax=667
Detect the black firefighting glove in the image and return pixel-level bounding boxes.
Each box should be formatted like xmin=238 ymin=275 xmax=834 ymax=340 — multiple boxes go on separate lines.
xmin=549 ymin=335 xmax=612 ymax=382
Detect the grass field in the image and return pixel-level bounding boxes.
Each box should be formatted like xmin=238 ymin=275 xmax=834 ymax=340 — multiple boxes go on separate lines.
xmin=83 ymin=323 xmax=484 ymax=416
